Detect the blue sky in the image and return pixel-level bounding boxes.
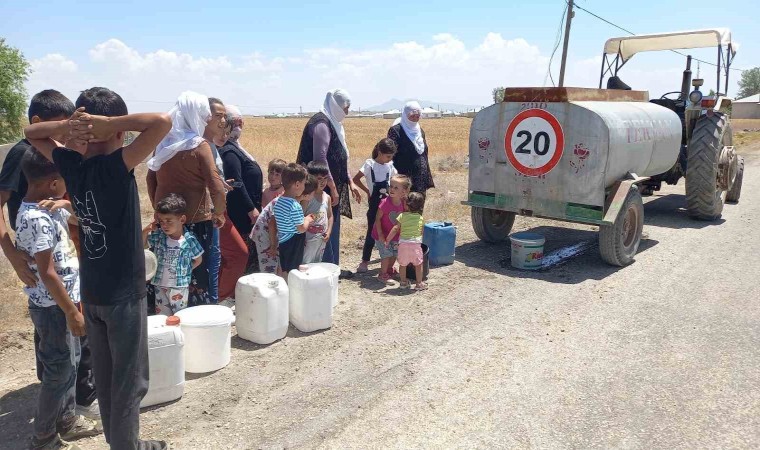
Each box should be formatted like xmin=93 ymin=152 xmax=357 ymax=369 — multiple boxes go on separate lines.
xmin=1 ymin=0 xmax=758 ymax=113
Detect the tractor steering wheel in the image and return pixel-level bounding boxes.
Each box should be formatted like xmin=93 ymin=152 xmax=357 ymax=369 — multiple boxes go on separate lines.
xmin=660 ymin=91 xmax=683 ymax=101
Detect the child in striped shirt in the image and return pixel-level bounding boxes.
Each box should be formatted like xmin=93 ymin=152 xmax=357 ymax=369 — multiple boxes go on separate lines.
xmin=272 ymin=163 xmax=314 ymax=276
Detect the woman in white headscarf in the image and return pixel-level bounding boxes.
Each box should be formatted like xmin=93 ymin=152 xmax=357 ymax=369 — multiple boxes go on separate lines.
xmin=146 ymin=91 xmax=228 ymax=307
xmin=388 ymin=101 xmax=435 ymax=194
xmin=297 ymin=89 xmax=362 ymax=276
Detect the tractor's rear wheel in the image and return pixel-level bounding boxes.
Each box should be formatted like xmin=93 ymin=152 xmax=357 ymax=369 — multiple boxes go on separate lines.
xmin=685 ymin=113 xmax=731 ymax=220
xmin=471 ymin=207 xmax=515 ymax=243
xmin=726 ymin=155 xmax=744 ymax=203
xmin=599 ymin=186 xmax=644 ymax=267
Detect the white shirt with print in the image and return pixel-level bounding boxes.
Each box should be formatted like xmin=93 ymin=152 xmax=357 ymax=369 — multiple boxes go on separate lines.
xmin=15 ymin=202 xmax=80 ymax=307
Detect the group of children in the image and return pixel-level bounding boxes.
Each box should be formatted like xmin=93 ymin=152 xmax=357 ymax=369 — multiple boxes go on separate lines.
xmin=6 ymin=87 xmax=430 ymax=449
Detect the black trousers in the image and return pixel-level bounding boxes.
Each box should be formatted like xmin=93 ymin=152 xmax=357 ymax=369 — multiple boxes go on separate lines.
xmin=85 ymin=297 xmax=149 ymax=450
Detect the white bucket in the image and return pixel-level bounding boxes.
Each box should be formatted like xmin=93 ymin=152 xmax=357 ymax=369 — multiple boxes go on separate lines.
xmin=307 ymin=263 xmax=340 ymax=308
xmin=510 ymin=232 xmax=545 ymax=270
xmin=175 ymin=305 xmax=234 ymax=373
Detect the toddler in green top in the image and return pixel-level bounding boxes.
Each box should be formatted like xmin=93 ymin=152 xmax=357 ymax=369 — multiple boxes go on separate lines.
xmin=386 ymin=192 xmax=427 ymax=290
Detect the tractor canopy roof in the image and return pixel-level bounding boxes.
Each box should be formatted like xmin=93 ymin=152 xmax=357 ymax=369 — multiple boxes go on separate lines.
xmin=604 ymin=28 xmax=735 ymax=63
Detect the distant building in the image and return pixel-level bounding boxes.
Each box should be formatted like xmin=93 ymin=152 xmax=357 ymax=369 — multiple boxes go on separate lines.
xmin=383 ymin=109 xmax=401 ymax=119
xmin=734 ymin=94 xmax=760 ymax=120
xmin=420 ymin=107 xmax=442 ymax=119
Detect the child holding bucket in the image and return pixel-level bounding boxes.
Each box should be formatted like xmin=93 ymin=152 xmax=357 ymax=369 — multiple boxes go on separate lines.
xmin=372 ymin=174 xmax=411 ymax=284
xmin=386 ymin=192 xmax=427 ymax=290
xmin=143 ymin=193 xmax=204 ymax=315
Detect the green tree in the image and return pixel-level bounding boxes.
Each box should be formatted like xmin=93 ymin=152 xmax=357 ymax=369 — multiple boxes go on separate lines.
xmin=737 ymin=67 xmax=760 ymax=99
xmin=492 ymin=86 xmax=505 ymax=104
xmin=0 ymin=38 xmax=30 ymax=143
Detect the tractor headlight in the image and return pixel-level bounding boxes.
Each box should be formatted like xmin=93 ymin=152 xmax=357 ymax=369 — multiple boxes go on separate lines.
xmin=689 ymin=90 xmax=703 ymax=105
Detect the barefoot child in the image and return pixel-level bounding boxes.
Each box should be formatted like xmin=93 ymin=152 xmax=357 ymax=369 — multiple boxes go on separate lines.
xmin=25 ymin=87 xmax=172 ymax=449
xmin=143 ymin=193 xmax=204 ymax=315
xmin=271 ymin=163 xmax=314 ymax=277
xmin=262 ymin=158 xmax=286 ymax=207
xmin=372 ymin=175 xmax=411 ymax=284
xmin=252 ymin=174 xmax=317 ymax=273
xmin=353 ymin=138 xmax=397 ymax=273
xmin=16 ymin=149 xmax=102 ymax=449
xmin=303 ymin=162 xmax=333 ymax=263
xmin=386 ymin=192 xmax=427 ymax=290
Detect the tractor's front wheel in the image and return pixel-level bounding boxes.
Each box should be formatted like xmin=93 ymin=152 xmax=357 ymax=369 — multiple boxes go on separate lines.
xmin=599 ymin=186 xmax=644 ymax=267
xmin=471 ymin=207 xmax=515 ymax=243
xmin=726 ymin=155 xmax=744 ymax=203
xmin=685 ymin=113 xmax=732 ymax=220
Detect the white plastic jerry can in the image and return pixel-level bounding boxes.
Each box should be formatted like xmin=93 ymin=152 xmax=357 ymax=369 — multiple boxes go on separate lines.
xmin=235 ymin=273 xmax=289 ymax=344
xmin=141 ymin=315 xmax=185 ymax=408
xmin=288 ymin=265 xmax=334 ymax=332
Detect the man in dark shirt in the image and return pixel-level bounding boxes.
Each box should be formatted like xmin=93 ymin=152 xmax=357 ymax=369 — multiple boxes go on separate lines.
xmin=26 ymin=87 xmax=172 ymax=450
xmin=0 ymin=89 xmax=102 ymax=419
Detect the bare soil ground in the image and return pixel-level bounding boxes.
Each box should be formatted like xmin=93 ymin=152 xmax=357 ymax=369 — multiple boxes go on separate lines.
xmin=1 ymin=132 xmax=759 ymax=449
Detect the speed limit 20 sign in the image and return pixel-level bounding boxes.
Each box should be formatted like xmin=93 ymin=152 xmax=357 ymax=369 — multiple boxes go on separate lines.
xmin=505 ymin=109 xmax=565 ymax=177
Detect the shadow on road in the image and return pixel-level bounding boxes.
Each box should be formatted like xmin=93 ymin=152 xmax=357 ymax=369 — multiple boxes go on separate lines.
xmin=0 ymin=382 xmax=37 ymax=449
xmin=643 ymin=194 xmax=726 ymax=229
xmin=455 ymin=225 xmax=659 ymax=285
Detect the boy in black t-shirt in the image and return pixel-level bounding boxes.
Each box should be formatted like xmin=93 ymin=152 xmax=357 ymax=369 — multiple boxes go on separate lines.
xmin=26 ymin=87 xmax=172 ymax=450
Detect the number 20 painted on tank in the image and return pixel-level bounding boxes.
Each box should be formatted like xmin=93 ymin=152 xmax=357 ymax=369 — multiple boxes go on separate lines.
xmin=505 ymin=109 xmax=565 ymax=177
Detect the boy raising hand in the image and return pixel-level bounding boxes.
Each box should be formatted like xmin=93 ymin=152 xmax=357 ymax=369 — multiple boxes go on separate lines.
xmin=25 ymin=87 xmax=172 ymax=450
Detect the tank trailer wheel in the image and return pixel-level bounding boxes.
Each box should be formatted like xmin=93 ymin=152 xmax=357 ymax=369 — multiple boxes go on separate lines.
xmin=726 ymin=155 xmax=744 ymax=203
xmin=599 ymin=186 xmax=644 ymax=267
xmin=686 ymin=113 xmax=731 ymax=220
xmin=471 ymin=207 xmax=515 ymax=243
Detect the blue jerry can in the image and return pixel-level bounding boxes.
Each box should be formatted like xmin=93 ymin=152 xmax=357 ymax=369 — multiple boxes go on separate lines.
xmin=423 ymin=221 xmax=456 ymax=266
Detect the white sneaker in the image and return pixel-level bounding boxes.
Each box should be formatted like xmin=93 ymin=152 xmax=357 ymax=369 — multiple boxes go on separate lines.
xmin=75 ymin=400 xmax=101 ymax=420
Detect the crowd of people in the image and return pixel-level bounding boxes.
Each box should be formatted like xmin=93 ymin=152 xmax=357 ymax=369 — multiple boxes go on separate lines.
xmin=0 ymin=87 xmax=436 ymax=449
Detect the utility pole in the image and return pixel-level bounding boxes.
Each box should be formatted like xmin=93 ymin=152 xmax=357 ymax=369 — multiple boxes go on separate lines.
xmin=558 ymin=0 xmax=575 ymax=87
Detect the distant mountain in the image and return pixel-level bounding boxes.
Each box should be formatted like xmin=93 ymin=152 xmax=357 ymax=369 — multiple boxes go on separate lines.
xmin=365 ymin=98 xmax=482 ymax=113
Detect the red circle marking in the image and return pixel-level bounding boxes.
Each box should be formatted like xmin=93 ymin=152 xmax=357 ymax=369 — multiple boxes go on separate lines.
xmin=504 ymin=109 xmax=565 ymax=177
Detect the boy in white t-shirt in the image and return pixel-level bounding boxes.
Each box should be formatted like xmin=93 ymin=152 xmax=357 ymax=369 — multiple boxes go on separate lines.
xmin=16 ymin=149 xmax=102 ymax=449
xmin=352 ymin=138 xmax=398 ymax=273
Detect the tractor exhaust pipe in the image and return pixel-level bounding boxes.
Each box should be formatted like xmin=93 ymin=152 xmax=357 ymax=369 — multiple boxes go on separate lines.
xmin=681 ymin=55 xmax=693 ymax=101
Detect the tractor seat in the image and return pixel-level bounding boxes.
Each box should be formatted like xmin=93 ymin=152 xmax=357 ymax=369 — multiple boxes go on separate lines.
xmin=607 ymin=76 xmax=632 ymax=91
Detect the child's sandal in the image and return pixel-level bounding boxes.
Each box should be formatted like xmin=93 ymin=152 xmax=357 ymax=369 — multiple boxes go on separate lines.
xmin=415 ymin=282 xmax=428 ymax=291
xmin=378 ymin=273 xmax=393 ymax=285
xmin=399 ymin=280 xmax=411 ymax=289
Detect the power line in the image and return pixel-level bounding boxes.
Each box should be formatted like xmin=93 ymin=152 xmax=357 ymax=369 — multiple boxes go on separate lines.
xmin=544 ymin=2 xmax=568 ymax=87
xmin=572 ymin=1 xmax=746 ymax=73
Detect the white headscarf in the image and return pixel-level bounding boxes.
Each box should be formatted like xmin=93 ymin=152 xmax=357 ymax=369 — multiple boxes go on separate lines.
xmin=321 ymin=89 xmax=351 ymax=157
xmin=225 ymin=104 xmax=256 ymax=162
xmin=149 ymin=91 xmax=210 ymax=171
xmin=393 ymin=101 xmax=425 ymax=154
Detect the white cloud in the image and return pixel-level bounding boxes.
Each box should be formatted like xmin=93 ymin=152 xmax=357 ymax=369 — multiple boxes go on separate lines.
xmin=25 ymin=34 xmax=736 ymax=114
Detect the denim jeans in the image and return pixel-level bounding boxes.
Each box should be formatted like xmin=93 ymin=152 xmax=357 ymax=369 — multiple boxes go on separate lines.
xmin=322 ymin=205 xmax=341 ymax=266
xmin=208 ymin=226 xmax=221 ymax=303
xmin=86 ymin=297 xmax=149 ymax=450
xmin=29 ymin=302 xmax=81 ymax=443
